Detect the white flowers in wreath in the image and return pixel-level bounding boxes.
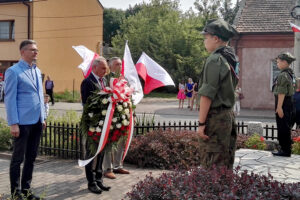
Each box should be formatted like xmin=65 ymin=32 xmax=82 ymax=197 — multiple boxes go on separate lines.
xmin=102 ymin=98 xmax=108 ymax=104
xmin=117 ymin=105 xmax=123 ymax=112
xmin=102 ymin=110 xmax=107 ymax=116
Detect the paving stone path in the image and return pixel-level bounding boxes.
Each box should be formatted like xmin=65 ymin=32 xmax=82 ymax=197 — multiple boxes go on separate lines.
xmin=235 ymin=149 xmax=300 ymax=183
xmin=0 ymin=158 xmax=164 ymax=200
xmin=1 ymin=149 xmax=299 ymax=200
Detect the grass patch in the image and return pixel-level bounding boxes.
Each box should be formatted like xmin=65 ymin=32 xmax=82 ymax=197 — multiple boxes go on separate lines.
xmin=53 ymin=91 xmax=176 ymax=102
xmin=54 ymin=90 xmax=81 ymax=103
xmin=53 ymin=90 xmax=176 ymax=102
xmin=47 ymin=110 xmax=81 ymax=124
xmin=144 ymin=92 xmax=176 ymax=99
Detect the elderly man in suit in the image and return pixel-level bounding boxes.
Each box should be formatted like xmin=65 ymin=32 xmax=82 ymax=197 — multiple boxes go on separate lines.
xmin=80 ymin=57 xmax=111 ymax=194
xmin=4 ymin=40 xmax=45 ymax=200
xmin=103 ymin=57 xmax=130 ymax=179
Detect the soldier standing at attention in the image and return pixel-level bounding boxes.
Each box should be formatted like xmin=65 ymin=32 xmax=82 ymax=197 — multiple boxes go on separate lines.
xmin=197 ymin=19 xmax=239 ymax=169
xmin=272 ymin=52 xmax=296 ymax=157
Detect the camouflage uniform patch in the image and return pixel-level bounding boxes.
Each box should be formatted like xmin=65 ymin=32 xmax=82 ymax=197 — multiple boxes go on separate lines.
xmin=199 ymin=109 xmax=237 ymax=169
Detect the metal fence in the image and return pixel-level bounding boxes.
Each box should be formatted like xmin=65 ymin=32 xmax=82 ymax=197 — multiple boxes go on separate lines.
xmin=133 ymin=121 xmax=249 ymax=135
xmin=39 ymin=121 xmax=278 ymax=159
xmin=39 ymin=122 xmax=82 ymax=159
xmin=264 ymin=124 xmax=278 ymax=140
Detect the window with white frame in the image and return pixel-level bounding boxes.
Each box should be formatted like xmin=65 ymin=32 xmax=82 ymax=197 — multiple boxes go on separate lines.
xmin=0 ymin=20 xmax=15 ymax=40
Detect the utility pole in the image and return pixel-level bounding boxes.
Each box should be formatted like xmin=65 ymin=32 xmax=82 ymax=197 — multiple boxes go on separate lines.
xmin=292 ymin=1 xmax=300 ymax=77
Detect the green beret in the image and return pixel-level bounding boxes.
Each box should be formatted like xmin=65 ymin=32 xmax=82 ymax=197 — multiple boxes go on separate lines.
xmin=201 ymin=19 xmax=238 ymax=41
xmin=277 ymin=52 xmax=296 ymax=64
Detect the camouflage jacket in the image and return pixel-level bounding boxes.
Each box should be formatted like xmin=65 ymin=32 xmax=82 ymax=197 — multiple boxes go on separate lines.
xmin=273 ymin=68 xmax=296 ymax=97
xmin=198 ymin=46 xmax=238 ymax=108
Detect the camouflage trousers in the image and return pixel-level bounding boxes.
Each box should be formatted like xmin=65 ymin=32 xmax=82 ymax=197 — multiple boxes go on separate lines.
xmin=199 ymin=108 xmax=237 ymax=169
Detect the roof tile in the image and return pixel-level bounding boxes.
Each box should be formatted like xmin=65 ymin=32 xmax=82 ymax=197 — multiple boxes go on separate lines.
xmin=234 ymin=0 xmax=295 ymax=33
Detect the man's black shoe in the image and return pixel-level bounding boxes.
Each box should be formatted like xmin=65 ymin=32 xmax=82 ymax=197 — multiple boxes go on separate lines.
xmin=272 ymin=151 xmax=291 ymax=157
xmin=88 ymin=184 xmax=102 ymax=194
xmin=11 ymin=191 xmax=24 ymax=200
xmin=96 ymin=181 xmax=111 ymax=191
xmin=21 ymin=190 xmax=40 ymax=200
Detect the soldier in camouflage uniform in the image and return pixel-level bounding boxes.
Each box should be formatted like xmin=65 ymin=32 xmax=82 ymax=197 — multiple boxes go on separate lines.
xmin=272 ymin=52 xmax=296 ymax=157
xmin=197 ymin=19 xmax=239 ymax=169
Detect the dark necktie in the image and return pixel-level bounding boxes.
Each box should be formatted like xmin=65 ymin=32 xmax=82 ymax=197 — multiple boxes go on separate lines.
xmin=99 ymin=77 xmax=105 ymax=89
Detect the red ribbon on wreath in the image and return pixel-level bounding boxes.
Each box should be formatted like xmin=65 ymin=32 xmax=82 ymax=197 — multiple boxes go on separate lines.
xmin=79 ymin=77 xmax=134 ymax=167
xmin=101 ymin=76 xmax=134 ymax=102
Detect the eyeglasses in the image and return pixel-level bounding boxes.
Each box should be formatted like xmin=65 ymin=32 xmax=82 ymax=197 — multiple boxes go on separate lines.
xmin=26 ymin=48 xmax=39 ymax=52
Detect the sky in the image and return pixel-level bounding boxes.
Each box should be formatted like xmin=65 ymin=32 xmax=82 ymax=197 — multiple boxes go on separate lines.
xmin=99 ymin=0 xmax=197 ymax=12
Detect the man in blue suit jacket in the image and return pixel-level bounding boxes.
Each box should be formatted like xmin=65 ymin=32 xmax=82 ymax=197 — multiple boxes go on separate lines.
xmin=4 ymin=40 xmax=45 ymax=200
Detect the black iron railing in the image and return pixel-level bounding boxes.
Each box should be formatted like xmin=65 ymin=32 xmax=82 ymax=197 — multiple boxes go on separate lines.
xmin=264 ymin=124 xmax=278 ymax=140
xmin=39 ymin=122 xmax=82 ymax=159
xmin=134 ymin=121 xmax=248 ymax=135
xmin=39 ymin=121 xmax=278 ymax=159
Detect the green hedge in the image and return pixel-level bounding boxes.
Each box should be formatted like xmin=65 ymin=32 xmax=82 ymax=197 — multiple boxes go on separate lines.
xmin=0 ymin=118 xmax=12 ymax=150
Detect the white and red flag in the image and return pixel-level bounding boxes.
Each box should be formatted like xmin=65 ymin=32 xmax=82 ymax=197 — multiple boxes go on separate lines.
xmin=72 ymin=45 xmax=99 ymax=78
xmin=136 ymin=52 xmax=175 ymax=94
xmin=122 ymin=41 xmax=143 ymax=105
xmin=290 ymin=22 xmax=300 ymax=33
xmin=119 ymin=41 xmax=143 ymax=161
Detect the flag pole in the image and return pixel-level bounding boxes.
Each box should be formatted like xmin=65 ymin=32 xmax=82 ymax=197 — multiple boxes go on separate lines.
xmin=293 ymin=1 xmax=300 ymax=77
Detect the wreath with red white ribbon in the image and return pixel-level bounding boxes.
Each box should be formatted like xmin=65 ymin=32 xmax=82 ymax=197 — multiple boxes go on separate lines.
xmin=79 ymin=76 xmax=135 ymax=165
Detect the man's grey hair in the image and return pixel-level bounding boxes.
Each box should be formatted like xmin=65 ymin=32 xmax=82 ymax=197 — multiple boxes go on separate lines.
xmin=92 ymin=56 xmax=110 ymax=75
xmin=20 ymin=40 xmax=37 ymax=51
xmin=92 ymin=56 xmax=107 ymax=68
xmin=108 ymin=57 xmax=121 ymax=67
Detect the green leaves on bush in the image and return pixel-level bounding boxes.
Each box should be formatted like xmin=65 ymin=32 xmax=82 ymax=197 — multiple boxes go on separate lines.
xmin=135 ymin=113 xmax=156 ymax=128
xmin=245 ymin=133 xmax=267 ymax=150
xmin=292 ymin=136 xmax=300 ymax=155
xmin=0 ymin=118 xmax=12 ymax=150
xmin=292 ymin=130 xmax=300 ymax=155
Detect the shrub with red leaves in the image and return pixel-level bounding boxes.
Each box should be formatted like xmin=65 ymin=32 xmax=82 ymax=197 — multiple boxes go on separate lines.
xmin=125 ymin=129 xmax=201 ymax=170
xmin=236 ymin=134 xmax=250 ymax=149
xmin=125 ymin=129 xmax=251 ymax=170
xmin=126 ymin=166 xmax=300 ymax=200
xmin=292 ymin=129 xmax=300 ymax=138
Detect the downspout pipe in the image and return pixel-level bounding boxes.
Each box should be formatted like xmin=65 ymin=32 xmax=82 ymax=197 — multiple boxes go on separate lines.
xmin=22 ymin=0 xmax=30 ymax=39
xmin=234 ymin=34 xmax=240 ymax=57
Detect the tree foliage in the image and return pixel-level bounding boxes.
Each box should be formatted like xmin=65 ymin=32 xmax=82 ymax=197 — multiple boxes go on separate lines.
xmin=103 ymin=8 xmax=125 ymax=45
xmin=103 ymin=3 xmax=147 ymax=45
xmin=111 ymin=0 xmax=208 ymax=90
xmin=106 ymin=0 xmax=240 ymax=91
xmin=125 ymin=3 xmax=145 ymax=18
xmin=194 ymin=0 xmax=220 ymax=21
xmin=194 ymin=0 xmax=240 ymax=24
xmin=219 ymin=0 xmax=240 ymax=24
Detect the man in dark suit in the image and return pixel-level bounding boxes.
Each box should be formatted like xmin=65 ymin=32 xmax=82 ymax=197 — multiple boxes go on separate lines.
xmin=5 ymin=40 xmax=45 ymax=200
xmin=80 ymin=57 xmax=111 ymax=194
